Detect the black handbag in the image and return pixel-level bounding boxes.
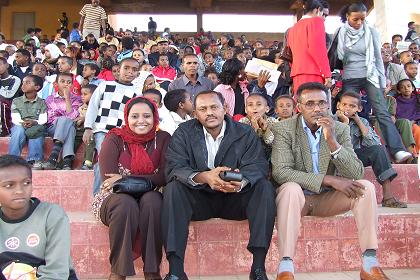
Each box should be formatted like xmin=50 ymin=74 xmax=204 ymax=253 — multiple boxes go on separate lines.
xmin=280 ymin=29 xmax=293 ymax=63
xmin=328 ymin=28 xmax=343 ymax=71
xmin=112 ymin=176 xmax=154 ymax=199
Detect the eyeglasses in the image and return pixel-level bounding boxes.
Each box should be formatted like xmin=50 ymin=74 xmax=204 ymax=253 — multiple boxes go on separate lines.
xmin=300 ymin=100 xmax=329 ymax=110
xmin=323 ymin=13 xmax=329 ymax=18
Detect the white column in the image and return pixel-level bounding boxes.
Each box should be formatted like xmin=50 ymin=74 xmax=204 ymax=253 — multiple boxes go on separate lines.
xmin=373 ymin=0 xmax=418 ymax=43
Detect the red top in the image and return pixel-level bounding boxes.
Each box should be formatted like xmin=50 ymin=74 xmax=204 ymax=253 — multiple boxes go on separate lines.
xmin=152 ymin=66 xmax=177 ymax=83
xmin=98 ymin=69 xmax=115 ymax=81
xmin=288 ymin=17 xmax=331 ymax=79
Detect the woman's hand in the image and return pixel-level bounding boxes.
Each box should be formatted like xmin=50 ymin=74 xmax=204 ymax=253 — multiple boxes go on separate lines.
xmin=101 ymin=173 xmax=123 ymax=192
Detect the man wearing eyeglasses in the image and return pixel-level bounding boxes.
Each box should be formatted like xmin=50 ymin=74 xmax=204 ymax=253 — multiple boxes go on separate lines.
xmin=271 ymin=82 xmax=388 ymax=280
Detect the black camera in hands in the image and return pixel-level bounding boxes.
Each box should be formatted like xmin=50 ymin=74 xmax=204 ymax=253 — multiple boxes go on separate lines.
xmin=219 ymin=171 xmax=243 ymax=182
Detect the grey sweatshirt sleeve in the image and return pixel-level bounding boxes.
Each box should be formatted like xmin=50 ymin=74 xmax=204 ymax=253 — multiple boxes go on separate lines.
xmin=37 ymin=205 xmax=71 ymax=280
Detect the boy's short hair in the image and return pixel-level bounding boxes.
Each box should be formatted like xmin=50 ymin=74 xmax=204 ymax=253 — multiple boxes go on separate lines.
xmin=56 ymin=42 xmax=66 ymax=49
xmin=84 ymin=63 xmax=100 ymax=76
xmin=25 ymin=74 xmax=44 ymax=90
xmin=392 ymin=34 xmax=403 ymax=41
xmin=399 ymin=50 xmax=411 ymax=58
xmin=119 ymin=57 xmax=140 ymax=68
xmin=158 ymin=53 xmax=169 ymax=61
xmin=182 ymin=53 xmax=198 ymax=63
xmin=275 ymin=95 xmax=295 ymax=106
xmin=121 ymin=37 xmax=134 ymax=50
xmin=404 ymin=61 xmax=417 ymax=70
xmin=204 ymin=52 xmax=214 ymax=58
xmin=0 ymin=50 xmax=9 ymax=59
xmin=102 ymin=57 xmax=115 ymax=70
xmin=164 ymin=89 xmax=188 ymax=112
xmin=58 ymin=56 xmax=74 ymax=66
xmin=204 ymin=67 xmax=218 ymax=77
xmin=56 ymin=72 xmax=73 ymax=82
xmin=33 ymin=62 xmax=47 ymax=70
xmin=0 ymin=56 xmax=7 ymax=64
xmin=16 ymin=48 xmax=31 ymax=59
xmin=339 ymin=91 xmax=362 ymax=106
xmin=247 ymin=93 xmax=269 ymax=105
xmin=82 ymin=84 xmax=98 ymax=93
xmin=0 ymin=155 xmax=31 ymax=174
xmin=143 ymin=88 xmax=162 ymax=100
xmin=109 ymin=44 xmax=117 ymax=52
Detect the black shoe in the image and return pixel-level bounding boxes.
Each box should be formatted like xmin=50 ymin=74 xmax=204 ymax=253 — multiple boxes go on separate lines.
xmin=249 ymin=268 xmax=269 ymax=280
xmin=163 ymin=274 xmax=188 ymax=280
xmin=42 ymin=160 xmax=57 ymax=170
xmin=62 ymin=157 xmax=73 ymax=170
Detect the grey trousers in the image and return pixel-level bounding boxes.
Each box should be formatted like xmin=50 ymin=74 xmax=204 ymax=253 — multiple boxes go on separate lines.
xmin=47 ymin=117 xmax=76 ymax=158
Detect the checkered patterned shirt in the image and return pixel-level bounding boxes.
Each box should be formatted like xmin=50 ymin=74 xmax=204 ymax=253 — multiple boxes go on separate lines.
xmin=84 ymin=81 xmax=140 ymax=133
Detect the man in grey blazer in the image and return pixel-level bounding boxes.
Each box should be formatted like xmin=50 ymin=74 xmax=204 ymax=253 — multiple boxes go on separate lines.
xmin=271 ymin=83 xmax=389 ymax=280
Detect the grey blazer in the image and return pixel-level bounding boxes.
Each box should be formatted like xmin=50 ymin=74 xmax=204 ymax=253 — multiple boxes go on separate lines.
xmin=271 ymin=115 xmax=364 ymax=193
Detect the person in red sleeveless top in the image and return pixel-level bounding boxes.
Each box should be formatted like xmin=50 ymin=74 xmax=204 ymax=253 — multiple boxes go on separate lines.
xmin=287 ymin=0 xmax=331 ymax=95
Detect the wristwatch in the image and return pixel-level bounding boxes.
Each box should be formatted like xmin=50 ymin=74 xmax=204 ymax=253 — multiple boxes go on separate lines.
xmin=330 ymin=145 xmax=342 ymax=160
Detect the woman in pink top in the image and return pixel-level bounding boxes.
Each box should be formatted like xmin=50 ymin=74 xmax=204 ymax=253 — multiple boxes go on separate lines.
xmin=214 ymin=58 xmax=249 ymax=117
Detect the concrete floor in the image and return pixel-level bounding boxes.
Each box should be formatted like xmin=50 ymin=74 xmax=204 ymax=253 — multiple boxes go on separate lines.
xmin=91 ymin=269 xmax=420 ymax=280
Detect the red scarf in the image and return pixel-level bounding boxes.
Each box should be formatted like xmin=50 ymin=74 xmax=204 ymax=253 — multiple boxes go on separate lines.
xmin=107 ymin=97 xmax=159 ymax=175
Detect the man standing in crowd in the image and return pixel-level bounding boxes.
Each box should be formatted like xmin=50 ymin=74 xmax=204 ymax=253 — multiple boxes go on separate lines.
xmin=271 ymin=82 xmax=390 ymax=280
xmin=405 ymin=21 xmax=420 ymax=46
xmin=162 ymin=90 xmax=275 ymax=280
xmin=79 ymin=0 xmax=107 ymax=40
xmin=168 ymin=54 xmax=214 ymax=99
xmin=148 ymin=17 xmax=157 ymax=37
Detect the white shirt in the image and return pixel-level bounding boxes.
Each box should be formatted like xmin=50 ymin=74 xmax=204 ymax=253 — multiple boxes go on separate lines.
xmin=203 ymin=120 xmax=226 ymax=169
xmin=189 ymin=120 xmax=248 ymax=191
xmin=159 ymin=111 xmax=191 ymax=135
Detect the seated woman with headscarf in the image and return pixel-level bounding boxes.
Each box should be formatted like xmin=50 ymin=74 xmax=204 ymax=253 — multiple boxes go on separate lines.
xmin=43 ymin=44 xmax=63 ymax=75
xmin=91 ymin=97 xmax=171 ymax=280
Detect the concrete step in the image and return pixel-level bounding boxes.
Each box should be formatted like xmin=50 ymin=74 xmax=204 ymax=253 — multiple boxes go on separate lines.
xmin=87 ymin=268 xmax=420 ymax=280
xmin=67 ymin=205 xmax=420 ymax=279
xmin=0 ymin=137 xmax=87 ymax=168
xmin=28 ymin=166 xmax=420 ymax=213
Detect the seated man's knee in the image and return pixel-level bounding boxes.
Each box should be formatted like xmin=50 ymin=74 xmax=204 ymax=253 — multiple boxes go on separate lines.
xmin=357 ymin=180 xmax=376 ymax=198
xmin=164 ymin=181 xmax=186 ymax=199
xmin=276 ymin=182 xmax=304 ymax=201
xmin=11 ymin=125 xmax=25 ymax=136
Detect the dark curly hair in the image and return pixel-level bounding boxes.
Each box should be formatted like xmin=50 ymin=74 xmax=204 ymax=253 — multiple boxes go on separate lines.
xmin=219 ymin=58 xmax=244 ymax=85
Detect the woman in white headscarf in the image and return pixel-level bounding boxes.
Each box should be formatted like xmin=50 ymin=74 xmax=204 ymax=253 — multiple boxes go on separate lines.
xmin=334 ymin=2 xmax=412 ymax=163
xmin=43 ymin=44 xmax=63 ymax=74
xmin=132 ymin=71 xmax=170 ymax=121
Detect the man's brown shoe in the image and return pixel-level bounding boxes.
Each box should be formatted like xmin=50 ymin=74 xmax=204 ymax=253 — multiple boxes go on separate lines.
xmin=276 ymin=272 xmax=294 ymax=280
xmin=360 ymin=267 xmax=390 ymax=280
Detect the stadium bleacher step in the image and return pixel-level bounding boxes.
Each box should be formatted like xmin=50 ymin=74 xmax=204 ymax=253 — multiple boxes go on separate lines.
xmin=67 ymin=205 xmax=420 ymax=279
